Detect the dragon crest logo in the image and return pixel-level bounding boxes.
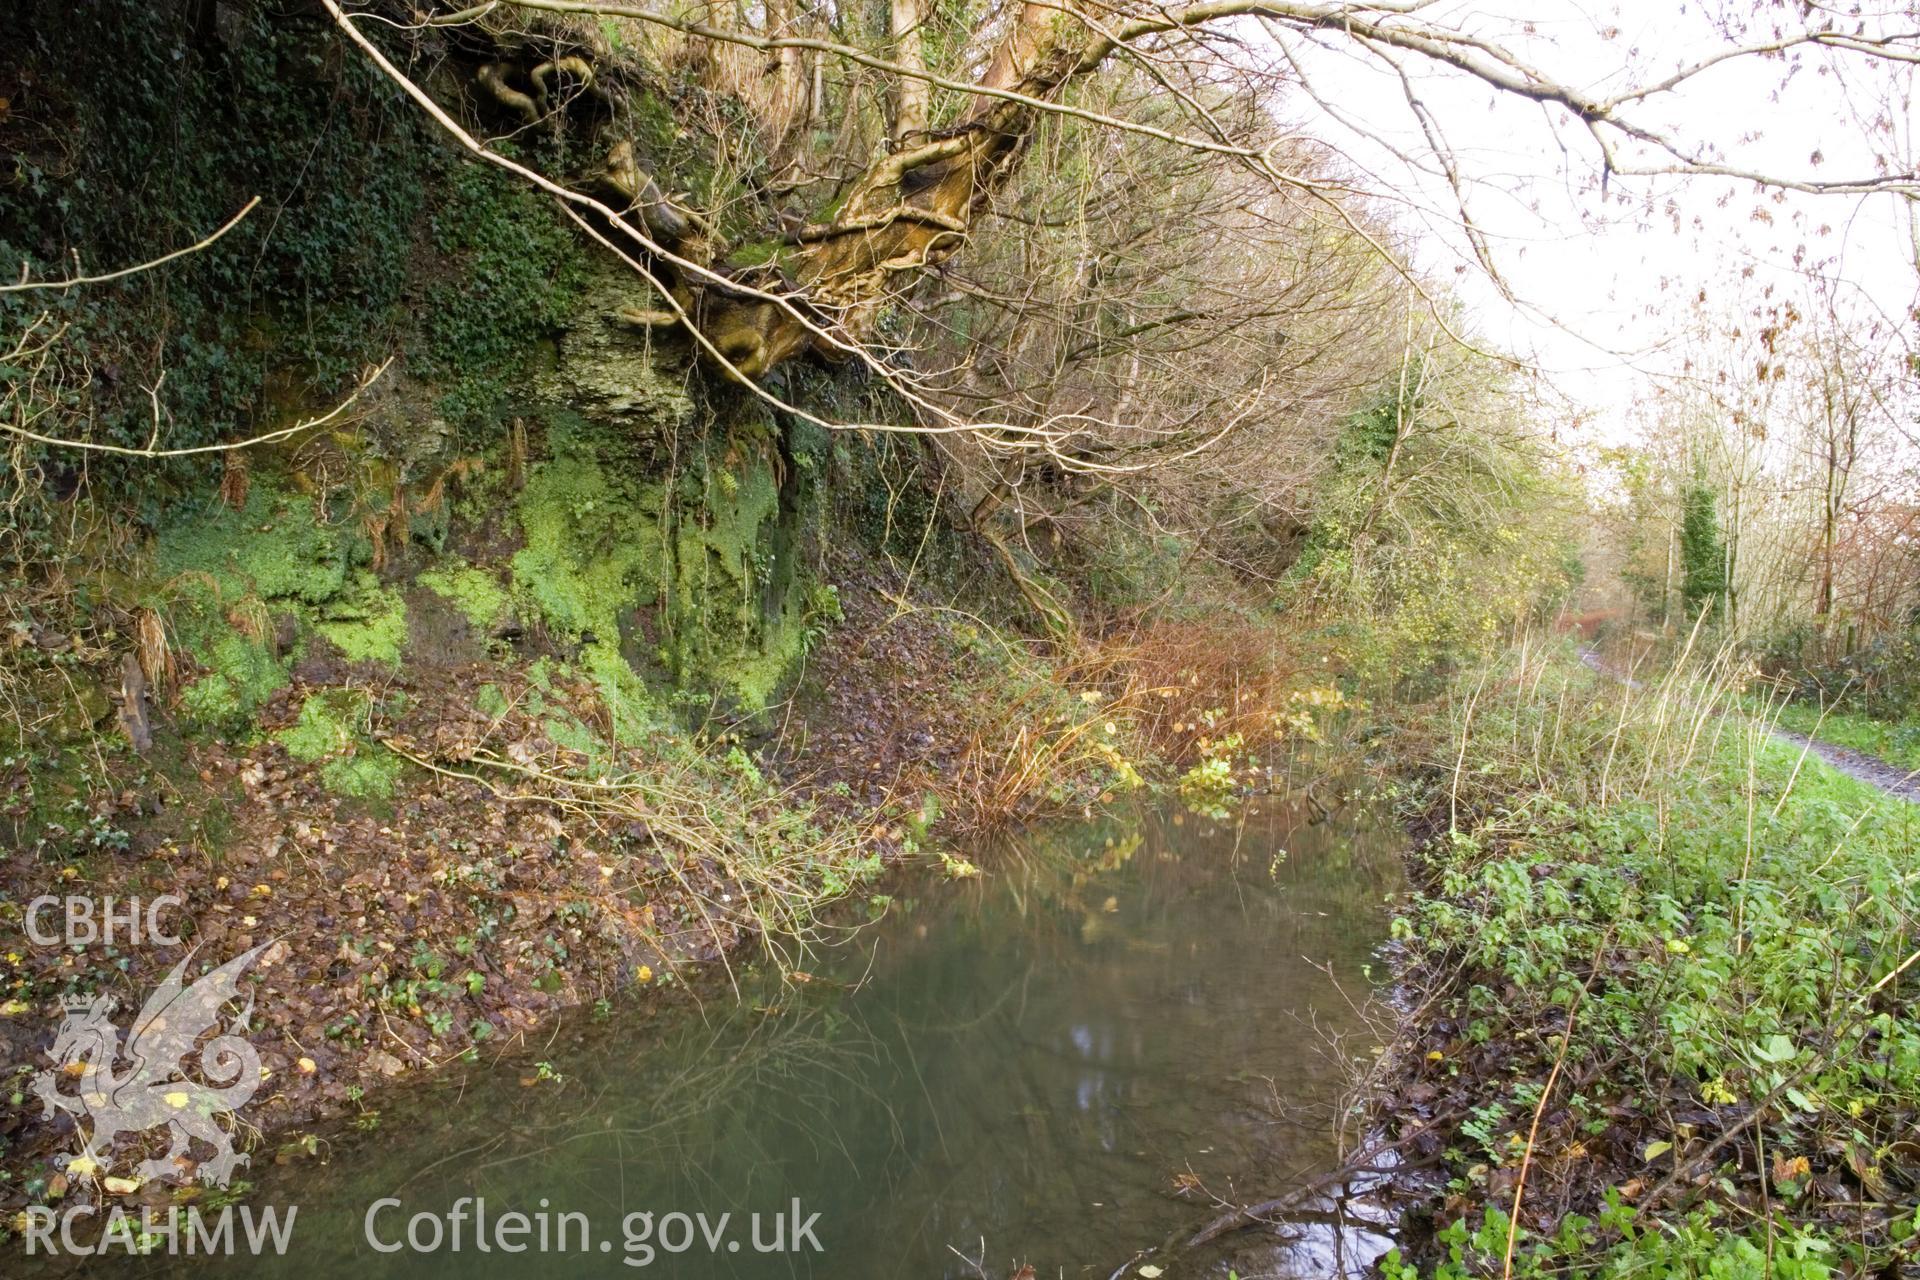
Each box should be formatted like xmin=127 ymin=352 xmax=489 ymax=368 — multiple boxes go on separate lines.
xmin=32 ymin=945 xmax=267 ymax=1187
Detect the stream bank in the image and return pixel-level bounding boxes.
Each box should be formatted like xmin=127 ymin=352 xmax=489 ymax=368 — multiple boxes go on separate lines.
xmin=1371 ymin=644 xmax=1920 ymax=1278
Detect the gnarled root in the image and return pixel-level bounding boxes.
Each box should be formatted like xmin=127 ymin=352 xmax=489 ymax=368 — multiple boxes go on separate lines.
xmin=528 ymin=55 xmax=596 ymax=110
xmin=616 ymin=307 xmax=683 ymax=331
xmin=476 ymin=62 xmax=537 ymax=123
xmin=597 ymin=140 xmax=700 ymax=248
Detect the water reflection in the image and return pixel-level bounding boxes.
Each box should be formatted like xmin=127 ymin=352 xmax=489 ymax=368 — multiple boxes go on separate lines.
xmin=91 ymin=797 xmax=1403 ymax=1280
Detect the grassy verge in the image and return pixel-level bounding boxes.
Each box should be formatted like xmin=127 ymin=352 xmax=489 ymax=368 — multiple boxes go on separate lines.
xmin=1763 ymin=699 xmax=1920 ymax=773
xmin=1381 ymin=639 xmax=1920 ymax=1279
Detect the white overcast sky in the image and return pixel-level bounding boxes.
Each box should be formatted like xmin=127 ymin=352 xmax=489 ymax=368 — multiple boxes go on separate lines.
xmin=1269 ymin=0 xmax=1919 ymax=443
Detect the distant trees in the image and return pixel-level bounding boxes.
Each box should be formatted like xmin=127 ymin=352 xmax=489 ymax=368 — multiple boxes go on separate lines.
xmin=1595 ymin=275 xmax=1918 ymax=655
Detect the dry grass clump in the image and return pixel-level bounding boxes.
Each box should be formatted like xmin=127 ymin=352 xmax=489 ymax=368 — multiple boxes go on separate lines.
xmin=936 ymin=611 xmax=1319 ymax=833
xmin=386 ymin=731 xmax=875 ymax=983
xmin=1071 ymin=615 xmax=1304 ymax=765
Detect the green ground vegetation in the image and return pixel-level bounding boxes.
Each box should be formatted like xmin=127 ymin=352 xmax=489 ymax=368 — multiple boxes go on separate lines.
xmin=1383 ymin=640 xmax=1920 ymax=1278
xmin=1764 ymin=701 xmax=1920 ymax=773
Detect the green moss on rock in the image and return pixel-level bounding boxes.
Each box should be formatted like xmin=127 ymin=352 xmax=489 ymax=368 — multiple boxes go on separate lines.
xmin=511 ymin=421 xmax=669 ymax=642
xmin=418 ymin=565 xmax=510 ymax=630
xmin=176 ymin=631 xmax=290 ymax=732
xmin=276 ymin=689 xmax=400 ymax=799
xmin=278 ymin=690 xmax=360 ymax=762
xmin=156 ymin=486 xmax=368 ymax=724
xmin=582 ymin=642 xmax=663 ymax=747
xmin=511 ymin=415 xmax=818 ymax=713
xmin=157 ymin=490 xmax=355 ymax=606
xmin=315 ymin=580 xmax=408 ymax=666
xmin=474 ymin=683 xmax=510 ymax=719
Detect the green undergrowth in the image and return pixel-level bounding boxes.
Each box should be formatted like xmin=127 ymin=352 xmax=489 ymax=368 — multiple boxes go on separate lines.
xmin=1386 ymin=642 xmax=1920 ymax=1278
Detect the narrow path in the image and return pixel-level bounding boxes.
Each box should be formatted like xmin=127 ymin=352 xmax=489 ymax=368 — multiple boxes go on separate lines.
xmin=1769 ymin=729 xmax=1920 ymax=803
xmin=1577 ymin=647 xmax=1918 ymax=805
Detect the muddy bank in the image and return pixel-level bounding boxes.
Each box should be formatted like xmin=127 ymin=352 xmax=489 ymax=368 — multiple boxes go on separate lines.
xmin=0 ymin=505 xmax=1157 ymax=1233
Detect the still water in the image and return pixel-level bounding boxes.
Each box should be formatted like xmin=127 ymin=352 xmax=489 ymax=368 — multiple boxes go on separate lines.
xmin=127 ymin=798 xmax=1405 ymax=1278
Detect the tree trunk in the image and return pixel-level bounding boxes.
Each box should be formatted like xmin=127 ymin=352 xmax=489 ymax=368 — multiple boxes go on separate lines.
xmin=694 ymin=0 xmax=1097 ymax=379
xmin=889 ymin=0 xmax=928 ymax=143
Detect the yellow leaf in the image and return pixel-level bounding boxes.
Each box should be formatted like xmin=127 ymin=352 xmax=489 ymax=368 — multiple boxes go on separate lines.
xmin=297 ymin=1057 xmax=317 ymax=1075
xmin=1700 ymin=1076 xmax=1738 ymax=1105
xmin=103 ymin=1176 xmax=142 ymax=1195
xmin=1643 ymin=1140 xmax=1672 ymax=1161
xmin=66 ymin=1157 xmax=100 ymax=1178
xmin=164 ymin=1091 xmax=190 ymax=1108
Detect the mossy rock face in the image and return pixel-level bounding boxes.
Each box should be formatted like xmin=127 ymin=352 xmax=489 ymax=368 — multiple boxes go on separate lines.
xmin=535 ymin=270 xmax=698 ymax=431
xmin=156 ymin=488 xmax=389 ymax=727
xmin=156 ymin=490 xmax=359 ymax=608
xmin=511 ymin=415 xmax=671 ymax=640
xmin=406 ymin=573 xmax=503 ymax=668
xmin=309 ymin=577 xmax=408 ymax=668
xmin=176 ymin=632 xmax=290 ymax=732
xmin=278 ymin=688 xmax=363 ymax=762
xmin=510 ymin=411 xmax=817 ymax=712
xmin=418 ymin=565 xmax=511 ymax=630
